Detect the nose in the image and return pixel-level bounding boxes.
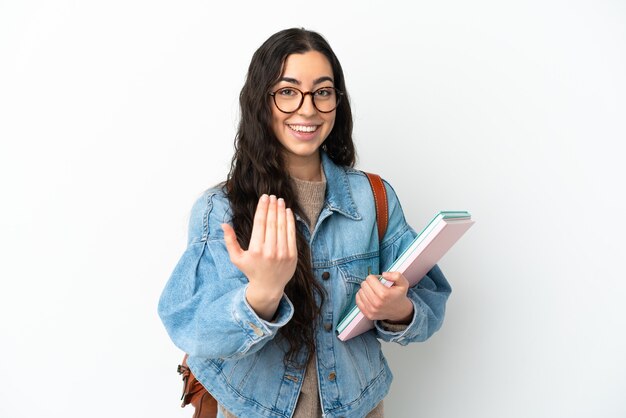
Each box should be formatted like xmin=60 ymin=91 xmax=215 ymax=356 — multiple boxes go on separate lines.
xmin=297 ymin=92 xmax=317 ymax=116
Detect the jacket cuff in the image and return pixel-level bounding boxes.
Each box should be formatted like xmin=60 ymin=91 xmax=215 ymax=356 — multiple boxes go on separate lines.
xmin=374 ymin=298 xmax=425 ymax=345
xmin=232 ymin=285 xmax=294 ymax=344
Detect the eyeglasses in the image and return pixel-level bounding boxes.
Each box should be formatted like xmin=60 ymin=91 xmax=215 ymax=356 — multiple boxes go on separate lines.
xmin=269 ymin=87 xmax=343 ymax=114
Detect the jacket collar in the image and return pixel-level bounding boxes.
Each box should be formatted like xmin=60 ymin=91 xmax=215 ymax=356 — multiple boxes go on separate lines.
xmin=321 ymin=151 xmax=361 ymax=220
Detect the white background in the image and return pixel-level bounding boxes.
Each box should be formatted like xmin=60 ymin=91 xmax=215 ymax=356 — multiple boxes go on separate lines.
xmin=1 ymin=1 xmax=625 ymax=417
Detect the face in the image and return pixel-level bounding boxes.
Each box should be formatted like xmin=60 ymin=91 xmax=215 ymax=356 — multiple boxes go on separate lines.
xmin=270 ymin=51 xmax=336 ymax=174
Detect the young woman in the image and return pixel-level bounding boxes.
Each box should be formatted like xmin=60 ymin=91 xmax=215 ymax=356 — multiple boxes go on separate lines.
xmin=158 ymin=28 xmax=451 ymax=418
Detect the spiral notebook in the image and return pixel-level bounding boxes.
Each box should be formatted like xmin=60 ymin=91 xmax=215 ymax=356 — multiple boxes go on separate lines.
xmin=336 ymin=211 xmax=474 ymax=341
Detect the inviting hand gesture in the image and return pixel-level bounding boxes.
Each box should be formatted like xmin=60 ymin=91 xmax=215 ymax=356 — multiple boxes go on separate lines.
xmin=221 ymin=194 xmax=298 ymax=320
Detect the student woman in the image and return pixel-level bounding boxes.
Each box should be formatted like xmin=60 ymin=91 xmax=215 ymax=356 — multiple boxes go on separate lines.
xmin=158 ymin=28 xmax=451 ymax=418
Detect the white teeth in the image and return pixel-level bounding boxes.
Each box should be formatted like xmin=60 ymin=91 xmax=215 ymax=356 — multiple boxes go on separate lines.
xmin=289 ymin=125 xmax=318 ymax=133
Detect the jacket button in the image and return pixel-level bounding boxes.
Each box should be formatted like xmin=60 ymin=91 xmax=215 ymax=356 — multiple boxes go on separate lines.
xmin=248 ymin=322 xmax=264 ymax=337
xmin=324 ymin=323 xmax=332 ymax=332
xmin=328 ymin=372 xmax=336 ymax=381
xmin=321 ymin=272 xmax=330 ymax=280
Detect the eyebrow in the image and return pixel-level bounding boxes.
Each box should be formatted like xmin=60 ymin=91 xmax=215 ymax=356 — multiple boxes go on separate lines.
xmin=278 ymin=76 xmax=334 ymax=85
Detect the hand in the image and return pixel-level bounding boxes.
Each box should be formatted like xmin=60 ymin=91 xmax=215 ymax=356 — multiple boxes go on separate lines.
xmin=221 ymin=194 xmax=298 ymax=320
xmin=355 ymin=272 xmax=414 ymax=323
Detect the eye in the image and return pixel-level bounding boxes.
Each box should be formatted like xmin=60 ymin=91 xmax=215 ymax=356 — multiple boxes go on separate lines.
xmin=314 ymin=88 xmax=334 ymax=98
xmin=277 ymin=88 xmax=298 ymax=97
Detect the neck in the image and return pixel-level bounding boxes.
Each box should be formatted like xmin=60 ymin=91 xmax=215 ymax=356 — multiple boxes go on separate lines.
xmin=286 ymin=153 xmax=322 ymax=181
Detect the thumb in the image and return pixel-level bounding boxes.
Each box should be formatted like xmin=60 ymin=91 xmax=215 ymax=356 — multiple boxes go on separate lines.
xmin=221 ymin=223 xmax=243 ymax=262
xmin=381 ymin=272 xmax=409 ymax=288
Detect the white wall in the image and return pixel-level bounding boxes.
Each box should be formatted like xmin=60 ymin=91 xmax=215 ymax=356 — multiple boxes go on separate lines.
xmin=1 ymin=1 xmax=624 ymax=417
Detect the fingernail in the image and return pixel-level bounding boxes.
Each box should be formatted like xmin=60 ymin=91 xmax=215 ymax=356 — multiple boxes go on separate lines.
xmin=260 ymin=194 xmax=268 ymax=201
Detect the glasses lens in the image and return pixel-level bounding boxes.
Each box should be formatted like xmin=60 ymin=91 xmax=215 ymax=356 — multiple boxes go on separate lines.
xmin=313 ymin=88 xmax=338 ymax=112
xmin=274 ymin=88 xmax=302 ymax=113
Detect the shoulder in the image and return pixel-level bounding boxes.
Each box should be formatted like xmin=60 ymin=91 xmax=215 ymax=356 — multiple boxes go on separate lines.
xmin=187 ymin=185 xmax=231 ymax=245
xmin=345 ymin=168 xmax=404 ymax=209
xmin=350 ymin=168 xmax=412 ymax=244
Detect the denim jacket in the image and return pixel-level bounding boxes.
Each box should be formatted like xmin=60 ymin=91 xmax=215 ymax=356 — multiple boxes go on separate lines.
xmin=158 ymin=152 xmax=451 ymax=418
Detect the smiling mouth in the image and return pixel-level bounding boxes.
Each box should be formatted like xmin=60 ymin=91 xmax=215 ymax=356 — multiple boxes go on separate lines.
xmin=288 ymin=124 xmax=320 ymax=133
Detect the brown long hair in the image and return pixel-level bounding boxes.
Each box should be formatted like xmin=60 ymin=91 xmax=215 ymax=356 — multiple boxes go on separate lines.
xmin=225 ymin=28 xmax=355 ymax=363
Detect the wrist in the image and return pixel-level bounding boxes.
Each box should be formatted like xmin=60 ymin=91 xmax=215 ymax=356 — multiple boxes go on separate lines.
xmin=245 ymin=284 xmax=284 ymax=321
xmin=247 ymin=282 xmax=284 ymax=302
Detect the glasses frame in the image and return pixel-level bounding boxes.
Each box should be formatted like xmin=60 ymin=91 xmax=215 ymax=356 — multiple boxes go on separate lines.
xmin=269 ymin=86 xmax=344 ymax=114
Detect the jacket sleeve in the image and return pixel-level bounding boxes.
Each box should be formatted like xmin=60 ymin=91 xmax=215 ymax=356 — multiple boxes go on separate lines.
xmin=157 ymin=191 xmax=294 ymax=359
xmin=373 ymin=181 xmax=452 ymax=345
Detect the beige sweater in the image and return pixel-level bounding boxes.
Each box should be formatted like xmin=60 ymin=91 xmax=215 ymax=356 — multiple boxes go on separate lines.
xmin=221 ymin=174 xmax=385 ymax=418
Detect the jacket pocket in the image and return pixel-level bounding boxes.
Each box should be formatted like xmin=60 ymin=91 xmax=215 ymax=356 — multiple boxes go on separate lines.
xmin=336 ymin=255 xmax=380 ymax=314
xmin=339 ymin=330 xmax=384 ymax=390
xmin=220 ymin=352 xmax=261 ymax=392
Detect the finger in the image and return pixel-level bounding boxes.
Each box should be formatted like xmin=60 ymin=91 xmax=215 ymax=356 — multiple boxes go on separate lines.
xmin=355 ymin=290 xmax=366 ymax=314
xmin=264 ymin=195 xmax=278 ymax=249
xmin=250 ymin=194 xmax=269 ymax=248
xmin=365 ymin=275 xmax=387 ymax=299
xmin=356 ymin=290 xmax=374 ymax=320
xmin=286 ymin=208 xmax=297 ymax=257
xmin=359 ymin=280 xmax=380 ymax=311
xmin=276 ymin=198 xmax=287 ymax=257
xmin=221 ymin=223 xmax=243 ymax=262
xmin=381 ymin=272 xmax=408 ymax=288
